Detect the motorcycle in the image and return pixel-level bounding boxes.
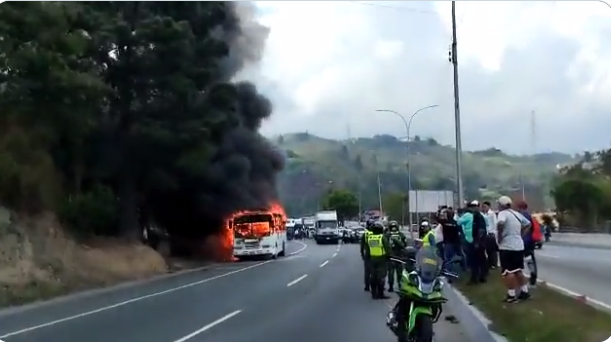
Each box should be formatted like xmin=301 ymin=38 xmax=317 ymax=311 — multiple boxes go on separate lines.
xmin=386 ymin=252 xmax=458 ymax=342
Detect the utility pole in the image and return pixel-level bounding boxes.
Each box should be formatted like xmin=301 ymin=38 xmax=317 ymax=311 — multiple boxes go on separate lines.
xmin=347 ymin=123 xmax=362 ymax=219
xmin=377 ymin=171 xmax=383 ymax=215
xmin=449 ymin=1 xmax=465 ymax=206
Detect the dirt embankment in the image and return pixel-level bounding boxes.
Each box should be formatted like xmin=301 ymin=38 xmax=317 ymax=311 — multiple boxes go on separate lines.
xmin=0 ymin=207 xmax=168 ymax=306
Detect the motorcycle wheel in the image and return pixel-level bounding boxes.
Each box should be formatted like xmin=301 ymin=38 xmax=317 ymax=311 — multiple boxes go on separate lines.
xmin=415 ymin=315 xmax=434 ymax=342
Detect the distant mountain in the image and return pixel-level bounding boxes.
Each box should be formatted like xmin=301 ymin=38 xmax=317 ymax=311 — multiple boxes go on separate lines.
xmin=274 ymin=133 xmax=577 ymax=215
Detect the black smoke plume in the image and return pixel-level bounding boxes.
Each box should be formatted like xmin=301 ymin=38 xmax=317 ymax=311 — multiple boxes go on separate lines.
xmin=164 ymin=2 xmax=285 ymax=241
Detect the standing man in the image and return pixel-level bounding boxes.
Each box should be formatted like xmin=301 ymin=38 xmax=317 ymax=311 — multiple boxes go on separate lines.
xmin=418 ymin=220 xmax=430 ymax=239
xmin=385 ymin=220 xmax=407 ymax=292
xmin=497 ymin=196 xmax=531 ymax=302
xmin=360 ymin=219 xmax=374 ymax=292
xmin=516 ymin=200 xmax=541 ymax=285
xmin=457 ymin=201 xmax=488 ymax=284
xmin=439 ymin=207 xmax=464 ymax=272
xmin=364 ymin=221 xmax=391 ymax=299
xmin=482 ymin=201 xmax=498 ymax=269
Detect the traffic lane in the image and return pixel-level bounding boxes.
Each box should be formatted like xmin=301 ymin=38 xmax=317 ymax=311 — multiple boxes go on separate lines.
xmin=196 ymin=243 xmax=469 ymax=342
xmin=548 ymin=233 xmax=611 ymax=249
xmin=0 ymin=239 xmax=307 ymax=324
xmin=0 ymin=241 xmax=318 ymax=341
xmin=547 ymin=240 xmax=611 ymax=250
xmin=537 ymin=245 xmax=611 ymax=305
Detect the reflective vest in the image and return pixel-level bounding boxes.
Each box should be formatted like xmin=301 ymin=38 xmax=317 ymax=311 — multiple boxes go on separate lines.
xmin=421 ymin=230 xmax=435 ymax=247
xmin=367 ymin=234 xmax=385 ymax=257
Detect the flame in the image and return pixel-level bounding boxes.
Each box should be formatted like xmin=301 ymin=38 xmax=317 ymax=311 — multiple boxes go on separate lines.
xmin=217 ymin=201 xmax=287 ymax=262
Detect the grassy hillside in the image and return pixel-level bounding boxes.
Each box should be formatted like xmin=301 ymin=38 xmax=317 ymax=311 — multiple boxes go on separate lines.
xmin=275 ymin=133 xmax=576 ymax=215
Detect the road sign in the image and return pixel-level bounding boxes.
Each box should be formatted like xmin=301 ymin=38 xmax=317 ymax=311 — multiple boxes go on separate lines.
xmin=408 ymin=190 xmax=454 ymax=213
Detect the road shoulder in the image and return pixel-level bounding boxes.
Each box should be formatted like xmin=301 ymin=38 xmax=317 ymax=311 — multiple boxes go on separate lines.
xmin=454 ymin=276 xmax=611 ymax=342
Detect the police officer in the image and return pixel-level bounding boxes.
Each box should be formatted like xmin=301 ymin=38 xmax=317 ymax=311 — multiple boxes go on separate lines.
xmin=364 ymin=221 xmax=391 ymax=299
xmin=419 ymin=220 xmax=430 ymax=239
xmin=360 ymin=219 xmax=375 ymax=291
xmin=385 ymin=220 xmax=407 ymax=292
xmin=420 ymin=221 xmax=436 ymax=249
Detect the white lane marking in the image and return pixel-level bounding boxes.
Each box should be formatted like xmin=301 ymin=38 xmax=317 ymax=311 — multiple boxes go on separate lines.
xmin=319 ymin=260 xmax=329 ymax=268
xmin=172 ymin=310 xmax=242 ymax=342
xmin=336 ymin=243 xmax=341 ymax=252
xmin=287 ymin=274 xmax=308 ymax=287
xmin=0 ymin=261 xmax=273 ymax=338
xmin=289 ymin=241 xmax=308 ymax=255
xmin=332 ymin=252 xmax=337 ymax=258
xmin=537 ymin=280 xmax=611 ymax=310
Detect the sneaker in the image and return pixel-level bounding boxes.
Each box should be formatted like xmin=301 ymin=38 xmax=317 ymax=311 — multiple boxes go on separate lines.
xmin=364 ymin=286 xmax=370 ymax=292
xmin=503 ymin=295 xmax=519 ymax=303
xmin=518 ymin=292 xmax=531 ymax=301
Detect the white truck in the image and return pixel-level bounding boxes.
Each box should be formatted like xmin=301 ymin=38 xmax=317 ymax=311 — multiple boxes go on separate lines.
xmin=314 ymin=210 xmax=340 ymax=244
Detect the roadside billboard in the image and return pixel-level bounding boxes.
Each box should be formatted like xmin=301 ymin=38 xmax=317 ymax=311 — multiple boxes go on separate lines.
xmin=408 ymin=190 xmax=454 ymax=213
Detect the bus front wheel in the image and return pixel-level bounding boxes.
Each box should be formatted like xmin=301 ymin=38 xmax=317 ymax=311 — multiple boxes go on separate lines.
xmin=278 ymin=242 xmax=286 ymax=257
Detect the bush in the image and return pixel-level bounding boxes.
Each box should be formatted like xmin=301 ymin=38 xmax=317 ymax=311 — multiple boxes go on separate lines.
xmin=0 ymin=129 xmax=61 ymax=213
xmin=58 ymin=185 xmax=119 ymax=237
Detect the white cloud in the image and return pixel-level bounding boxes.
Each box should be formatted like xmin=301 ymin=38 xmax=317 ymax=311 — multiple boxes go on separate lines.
xmin=252 ymin=1 xmax=611 ymax=153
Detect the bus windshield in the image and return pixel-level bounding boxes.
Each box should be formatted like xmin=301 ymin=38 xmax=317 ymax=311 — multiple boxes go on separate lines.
xmin=233 ymin=214 xmax=273 ymax=238
xmin=234 ymin=214 xmax=272 ymax=224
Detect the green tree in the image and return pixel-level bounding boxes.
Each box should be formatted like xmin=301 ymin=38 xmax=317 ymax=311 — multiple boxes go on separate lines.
xmin=382 ymin=192 xmax=407 ymax=224
xmin=0 ymin=2 xmax=282 ymax=247
xmin=551 ymin=148 xmax=611 ymax=229
xmin=353 ymin=154 xmax=363 ymax=171
xmin=322 ymin=189 xmax=359 ymax=222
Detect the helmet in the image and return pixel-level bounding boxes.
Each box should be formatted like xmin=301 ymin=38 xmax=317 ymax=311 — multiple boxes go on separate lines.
xmin=388 ymin=221 xmax=399 ymax=231
xmin=372 ymin=221 xmax=385 ymax=230
xmin=366 ymin=219 xmax=375 ymax=229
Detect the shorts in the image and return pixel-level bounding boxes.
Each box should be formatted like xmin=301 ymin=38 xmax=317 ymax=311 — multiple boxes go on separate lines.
xmin=499 ymin=250 xmax=524 ymax=274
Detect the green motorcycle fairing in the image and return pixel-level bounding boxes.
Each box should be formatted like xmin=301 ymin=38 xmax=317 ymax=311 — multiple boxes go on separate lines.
xmin=399 ymin=270 xmax=446 ymax=303
xmin=399 ymin=270 xmax=447 ymax=336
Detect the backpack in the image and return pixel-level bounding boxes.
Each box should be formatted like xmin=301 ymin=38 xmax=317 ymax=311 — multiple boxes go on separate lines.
xmin=472 ymin=211 xmax=487 ymax=240
xmin=531 ymin=218 xmax=543 ymax=242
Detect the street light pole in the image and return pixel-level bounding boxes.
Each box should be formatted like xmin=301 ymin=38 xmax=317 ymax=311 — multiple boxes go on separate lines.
xmin=377 ymin=171 xmax=383 ymax=215
xmin=450 ymin=0 xmax=465 ymax=206
xmin=376 ymin=105 xmax=438 ymax=234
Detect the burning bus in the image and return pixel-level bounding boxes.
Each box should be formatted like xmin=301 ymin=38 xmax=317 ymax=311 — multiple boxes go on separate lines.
xmin=227 ymin=204 xmax=287 ymax=260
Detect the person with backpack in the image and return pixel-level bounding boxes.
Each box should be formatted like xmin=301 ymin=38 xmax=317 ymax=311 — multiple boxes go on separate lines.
xmin=517 ymin=201 xmax=541 ymax=285
xmin=456 ymin=200 xmax=488 ymax=284
xmin=497 ymin=196 xmax=531 ymax=302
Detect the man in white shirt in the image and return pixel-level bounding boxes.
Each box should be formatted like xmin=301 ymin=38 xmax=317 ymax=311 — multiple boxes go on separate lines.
xmin=482 ymin=201 xmax=498 ymax=269
xmin=496 ymin=196 xmax=531 ymax=303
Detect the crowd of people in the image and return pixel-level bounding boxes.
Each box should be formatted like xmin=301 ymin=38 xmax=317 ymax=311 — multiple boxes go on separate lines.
xmin=359 ymin=195 xmax=544 ymax=303
xmin=421 ymin=196 xmax=544 ymax=302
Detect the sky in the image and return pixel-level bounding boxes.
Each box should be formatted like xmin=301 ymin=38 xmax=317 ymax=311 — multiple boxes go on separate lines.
xmin=243 ymin=1 xmax=611 ymax=154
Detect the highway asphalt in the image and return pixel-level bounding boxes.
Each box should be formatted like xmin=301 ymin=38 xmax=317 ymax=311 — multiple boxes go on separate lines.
xmin=548 ymin=232 xmax=611 ymax=249
xmin=0 ymin=240 xmax=469 ymax=342
xmin=536 ymin=243 xmax=611 ymax=305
